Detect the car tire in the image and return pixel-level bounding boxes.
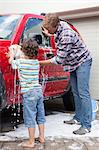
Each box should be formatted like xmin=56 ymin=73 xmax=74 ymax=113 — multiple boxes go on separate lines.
xmin=62 ymin=87 xmax=75 ymax=111
xmin=0 ymin=70 xmax=6 ymax=110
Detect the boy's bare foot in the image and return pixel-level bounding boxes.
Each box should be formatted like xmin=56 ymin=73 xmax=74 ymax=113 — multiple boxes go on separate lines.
xmin=35 ymin=137 xmax=45 ymax=144
xmin=19 ymin=141 xmax=35 ymax=148
xmin=39 ymin=137 xmax=45 ymax=143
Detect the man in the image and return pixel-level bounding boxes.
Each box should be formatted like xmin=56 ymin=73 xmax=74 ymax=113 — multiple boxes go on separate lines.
xmin=40 ymin=13 xmax=92 ymax=135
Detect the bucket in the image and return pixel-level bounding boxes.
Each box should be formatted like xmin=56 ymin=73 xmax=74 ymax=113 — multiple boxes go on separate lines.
xmin=92 ymin=99 xmax=98 ymax=121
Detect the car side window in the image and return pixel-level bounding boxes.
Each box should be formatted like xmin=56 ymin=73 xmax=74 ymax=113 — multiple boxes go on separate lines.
xmin=20 ymin=18 xmax=51 ymax=48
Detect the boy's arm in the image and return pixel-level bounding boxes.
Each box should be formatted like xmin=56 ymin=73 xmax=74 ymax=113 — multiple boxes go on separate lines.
xmin=6 ymin=51 xmax=18 ymax=69
xmin=9 ymin=56 xmax=15 ymax=64
xmin=6 ymin=50 xmax=15 ymax=64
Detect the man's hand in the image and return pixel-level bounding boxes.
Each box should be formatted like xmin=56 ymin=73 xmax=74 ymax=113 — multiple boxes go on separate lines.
xmin=41 ymin=26 xmax=53 ymax=37
xmin=39 ymin=59 xmax=52 ymax=66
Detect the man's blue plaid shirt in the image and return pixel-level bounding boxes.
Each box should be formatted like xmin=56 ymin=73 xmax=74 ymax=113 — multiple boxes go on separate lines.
xmin=51 ymin=21 xmax=92 ymax=72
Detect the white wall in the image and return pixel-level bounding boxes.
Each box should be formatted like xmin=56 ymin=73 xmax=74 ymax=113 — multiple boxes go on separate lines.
xmin=0 ymin=0 xmax=99 ymax=14
xmin=70 ymin=17 xmax=99 ymax=100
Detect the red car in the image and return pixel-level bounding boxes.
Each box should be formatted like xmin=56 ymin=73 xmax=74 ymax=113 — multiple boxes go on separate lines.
xmin=0 ymin=14 xmax=74 ymax=112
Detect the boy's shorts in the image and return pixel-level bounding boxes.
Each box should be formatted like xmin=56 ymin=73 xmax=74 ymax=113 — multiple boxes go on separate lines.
xmin=22 ymin=87 xmax=46 ymax=128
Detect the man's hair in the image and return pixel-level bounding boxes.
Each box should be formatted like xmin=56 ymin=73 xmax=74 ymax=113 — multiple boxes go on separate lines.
xmin=43 ymin=13 xmax=59 ymax=29
xmin=21 ymin=38 xmax=39 ymax=58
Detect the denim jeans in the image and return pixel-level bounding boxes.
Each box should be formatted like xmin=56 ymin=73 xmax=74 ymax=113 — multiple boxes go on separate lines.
xmin=70 ymin=59 xmax=92 ymax=129
xmin=22 ymin=87 xmax=46 ymax=128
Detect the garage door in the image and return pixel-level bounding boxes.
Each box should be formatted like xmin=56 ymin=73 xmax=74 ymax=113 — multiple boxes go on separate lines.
xmin=69 ymin=16 xmax=99 ymax=100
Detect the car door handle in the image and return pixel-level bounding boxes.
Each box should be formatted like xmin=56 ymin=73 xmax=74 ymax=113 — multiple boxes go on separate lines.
xmin=46 ymin=53 xmax=54 ymax=58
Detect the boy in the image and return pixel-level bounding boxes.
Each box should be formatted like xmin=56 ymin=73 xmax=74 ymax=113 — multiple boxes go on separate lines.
xmin=8 ymin=39 xmax=45 ymax=148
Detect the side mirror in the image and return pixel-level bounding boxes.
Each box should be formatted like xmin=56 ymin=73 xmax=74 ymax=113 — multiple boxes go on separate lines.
xmin=28 ymin=33 xmax=42 ymax=45
xmin=34 ymin=34 xmax=42 ymax=45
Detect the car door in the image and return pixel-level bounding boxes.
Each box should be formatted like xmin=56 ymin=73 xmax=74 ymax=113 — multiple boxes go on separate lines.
xmin=42 ymin=36 xmax=70 ymax=98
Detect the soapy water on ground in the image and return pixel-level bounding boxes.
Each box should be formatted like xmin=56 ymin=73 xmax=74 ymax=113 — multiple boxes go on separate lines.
xmin=0 ymin=112 xmax=99 ymax=142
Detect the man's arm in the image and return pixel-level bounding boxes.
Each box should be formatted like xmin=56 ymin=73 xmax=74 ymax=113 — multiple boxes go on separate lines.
xmin=39 ymin=59 xmax=52 ymax=65
xmin=40 ymin=26 xmax=74 ymax=66
xmin=51 ymin=29 xmax=75 ymax=65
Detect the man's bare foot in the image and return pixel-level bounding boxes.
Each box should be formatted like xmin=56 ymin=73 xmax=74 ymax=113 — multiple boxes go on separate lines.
xmin=35 ymin=137 xmax=45 ymax=143
xmin=19 ymin=141 xmax=35 ymax=148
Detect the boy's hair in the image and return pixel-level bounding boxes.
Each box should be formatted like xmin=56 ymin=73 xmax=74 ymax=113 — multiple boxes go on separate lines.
xmin=21 ymin=38 xmax=39 ymax=58
xmin=43 ymin=13 xmax=59 ymax=29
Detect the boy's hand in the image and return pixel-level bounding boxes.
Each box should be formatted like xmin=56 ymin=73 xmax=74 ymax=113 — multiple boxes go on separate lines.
xmin=5 ymin=52 xmax=14 ymax=64
xmin=5 ymin=52 xmax=10 ymax=58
